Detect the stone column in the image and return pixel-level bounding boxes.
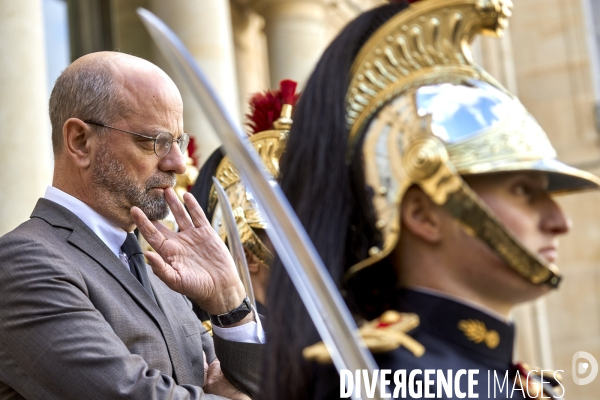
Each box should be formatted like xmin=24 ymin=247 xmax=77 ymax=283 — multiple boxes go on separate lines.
xmin=0 ymin=0 xmax=52 ymax=236
xmin=230 ymin=3 xmax=270 ymax=119
xmin=471 ymin=28 xmax=518 ymax=94
xmin=254 ymin=0 xmax=328 ymax=89
xmin=111 ymin=0 xmax=152 ymax=62
xmin=149 ymin=0 xmax=240 ymax=165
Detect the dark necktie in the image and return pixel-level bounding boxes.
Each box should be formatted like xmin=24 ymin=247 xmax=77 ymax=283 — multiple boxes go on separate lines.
xmin=121 ymin=233 xmax=157 ymax=304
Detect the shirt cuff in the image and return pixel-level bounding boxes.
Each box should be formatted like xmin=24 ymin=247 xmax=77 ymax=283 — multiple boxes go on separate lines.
xmin=212 ymin=306 xmax=265 ymax=344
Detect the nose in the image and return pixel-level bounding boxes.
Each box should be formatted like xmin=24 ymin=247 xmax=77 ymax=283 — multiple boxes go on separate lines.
xmin=540 ymin=196 xmax=571 ymax=235
xmin=159 ymin=141 xmax=187 ymax=175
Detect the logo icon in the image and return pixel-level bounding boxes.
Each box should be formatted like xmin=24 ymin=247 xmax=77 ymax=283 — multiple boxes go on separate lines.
xmin=572 ymin=351 xmax=598 ymax=385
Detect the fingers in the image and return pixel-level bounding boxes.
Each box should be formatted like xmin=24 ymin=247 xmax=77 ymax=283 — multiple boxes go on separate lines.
xmin=130 ymin=205 xmax=150 ymax=228
xmin=165 ymin=187 xmax=194 ymax=230
xmin=152 ymin=220 xmax=177 ymax=240
xmin=145 ymin=251 xmax=177 ymax=288
xmin=132 ymin=207 xmax=168 ymax=248
xmin=183 ymin=192 xmax=210 ymax=228
xmin=203 ymin=351 xmax=208 ymax=385
xmin=205 ymin=359 xmax=223 ymax=386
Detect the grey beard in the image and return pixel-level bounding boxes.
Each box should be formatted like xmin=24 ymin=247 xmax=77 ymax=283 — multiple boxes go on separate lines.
xmin=92 ymin=147 xmax=176 ymax=221
xmin=131 ymin=174 xmax=176 ymax=220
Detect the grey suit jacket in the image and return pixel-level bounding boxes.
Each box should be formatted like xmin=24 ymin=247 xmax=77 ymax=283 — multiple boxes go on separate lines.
xmin=0 ymin=199 xmax=262 ymax=399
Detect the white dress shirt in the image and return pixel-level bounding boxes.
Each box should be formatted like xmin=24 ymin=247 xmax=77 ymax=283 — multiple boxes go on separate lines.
xmin=44 ymin=186 xmax=265 ymax=343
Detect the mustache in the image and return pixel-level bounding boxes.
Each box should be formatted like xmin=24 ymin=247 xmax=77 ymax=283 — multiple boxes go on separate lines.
xmin=145 ymin=172 xmax=176 ymax=191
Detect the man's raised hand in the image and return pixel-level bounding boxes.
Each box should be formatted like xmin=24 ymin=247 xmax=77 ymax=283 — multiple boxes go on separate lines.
xmin=131 ymin=187 xmax=246 ymax=315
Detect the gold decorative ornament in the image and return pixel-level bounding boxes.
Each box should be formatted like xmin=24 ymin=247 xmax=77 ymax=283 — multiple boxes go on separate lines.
xmin=210 ymin=130 xmax=287 ymax=267
xmin=343 ymin=0 xmax=600 ymax=287
xmin=209 ymin=81 xmax=297 ymax=267
xmin=202 ymin=320 xmax=213 ymax=337
xmin=303 ymin=310 xmax=425 ymax=364
xmin=457 ymin=319 xmax=500 ymax=349
xmin=175 ymin=149 xmax=200 ymax=202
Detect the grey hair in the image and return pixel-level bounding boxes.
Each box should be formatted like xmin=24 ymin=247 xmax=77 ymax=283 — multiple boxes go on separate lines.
xmin=49 ymin=57 xmax=124 ymax=156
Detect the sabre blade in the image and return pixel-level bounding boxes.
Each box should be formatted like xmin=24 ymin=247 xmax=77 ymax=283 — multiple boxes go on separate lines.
xmin=137 ymin=8 xmax=380 ymax=399
xmin=212 ymin=177 xmax=257 ymax=309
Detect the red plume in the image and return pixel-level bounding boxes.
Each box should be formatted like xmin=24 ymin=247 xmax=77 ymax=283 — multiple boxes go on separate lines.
xmin=280 ymin=79 xmax=297 ymax=105
xmin=187 ymin=136 xmax=199 ymax=166
xmin=246 ymin=91 xmax=281 ymax=135
xmin=246 ymin=80 xmax=299 ymax=135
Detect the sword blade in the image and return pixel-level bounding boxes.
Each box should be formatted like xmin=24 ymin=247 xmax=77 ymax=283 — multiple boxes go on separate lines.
xmin=212 ymin=177 xmax=257 ymax=309
xmin=137 ymin=8 xmax=380 ymax=398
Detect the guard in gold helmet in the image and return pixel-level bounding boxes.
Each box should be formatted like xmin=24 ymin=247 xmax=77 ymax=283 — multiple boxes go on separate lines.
xmin=262 ymin=1 xmax=597 ymax=399
xmin=191 ymin=80 xmax=297 ymax=315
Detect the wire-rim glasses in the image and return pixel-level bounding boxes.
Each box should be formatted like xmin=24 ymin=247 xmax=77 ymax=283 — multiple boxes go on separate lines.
xmin=84 ymin=120 xmax=190 ymax=158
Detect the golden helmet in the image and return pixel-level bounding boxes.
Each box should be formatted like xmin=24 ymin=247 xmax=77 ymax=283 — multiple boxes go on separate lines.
xmin=209 ymin=80 xmax=298 ymax=266
xmin=344 ymin=0 xmax=600 ymax=287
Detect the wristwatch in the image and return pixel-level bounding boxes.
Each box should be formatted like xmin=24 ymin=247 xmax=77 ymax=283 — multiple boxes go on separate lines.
xmin=209 ymin=296 xmax=252 ymax=327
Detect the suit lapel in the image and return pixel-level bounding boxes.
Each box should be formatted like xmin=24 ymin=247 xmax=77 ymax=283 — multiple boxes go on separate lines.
xmin=31 ymin=199 xmax=193 ymax=385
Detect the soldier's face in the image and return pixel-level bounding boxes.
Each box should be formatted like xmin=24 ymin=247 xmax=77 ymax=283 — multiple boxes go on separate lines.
xmin=450 ymin=171 xmax=571 ymax=303
xmin=465 ymin=171 xmax=570 ymax=265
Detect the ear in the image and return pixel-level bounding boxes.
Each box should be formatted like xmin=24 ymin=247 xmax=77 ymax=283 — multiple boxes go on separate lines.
xmin=244 ymin=247 xmax=261 ymax=273
xmin=63 ymin=118 xmax=96 ymax=169
xmin=400 ymin=186 xmax=443 ymax=244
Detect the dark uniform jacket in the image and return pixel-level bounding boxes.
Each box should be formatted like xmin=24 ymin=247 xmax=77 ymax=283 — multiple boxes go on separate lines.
xmin=313 ymin=289 xmax=563 ymax=399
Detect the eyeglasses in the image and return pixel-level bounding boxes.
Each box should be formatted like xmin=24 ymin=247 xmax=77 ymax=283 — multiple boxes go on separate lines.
xmin=84 ymin=120 xmax=190 ymax=158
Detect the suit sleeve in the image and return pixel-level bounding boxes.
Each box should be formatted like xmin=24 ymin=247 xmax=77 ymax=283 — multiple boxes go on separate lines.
xmin=0 ymin=234 xmax=227 ymax=400
xmin=213 ymin=334 xmax=263 ymax=398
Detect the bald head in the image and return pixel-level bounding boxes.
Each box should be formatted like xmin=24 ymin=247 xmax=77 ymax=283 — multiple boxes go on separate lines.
xmin=49 ymin=52 xmax=180 ymax=156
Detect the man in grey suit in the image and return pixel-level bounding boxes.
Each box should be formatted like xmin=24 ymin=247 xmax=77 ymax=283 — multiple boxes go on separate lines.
xmin=0 ymin=52 xmax=262 ymax=399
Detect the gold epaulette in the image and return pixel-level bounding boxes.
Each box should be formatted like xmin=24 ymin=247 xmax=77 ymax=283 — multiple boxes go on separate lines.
xmin=302 ymin=310 xmax=425 ymax=364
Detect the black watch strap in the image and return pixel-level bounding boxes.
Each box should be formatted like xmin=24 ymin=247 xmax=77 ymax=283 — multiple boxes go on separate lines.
xmin=209 ymin=296 xmax=252 ymax=327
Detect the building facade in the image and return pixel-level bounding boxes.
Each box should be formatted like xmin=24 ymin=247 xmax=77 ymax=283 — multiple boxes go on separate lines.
xmin=1 ymin=0 xmax=600 ymax=397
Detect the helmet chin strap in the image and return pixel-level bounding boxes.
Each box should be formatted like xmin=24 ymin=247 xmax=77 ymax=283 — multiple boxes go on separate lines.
xmin=403 ymin=133 xmax=562 ymax=289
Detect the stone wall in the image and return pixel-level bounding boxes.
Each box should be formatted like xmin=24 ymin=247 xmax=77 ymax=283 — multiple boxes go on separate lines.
xmin=509 ymin=0 xmax=600 ymax=397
